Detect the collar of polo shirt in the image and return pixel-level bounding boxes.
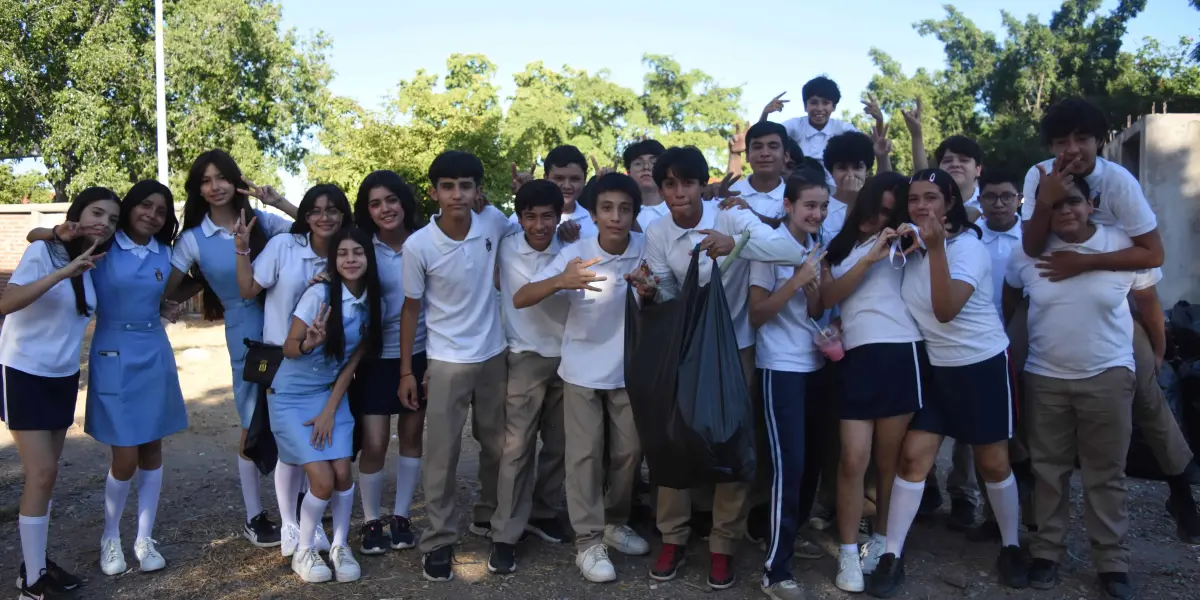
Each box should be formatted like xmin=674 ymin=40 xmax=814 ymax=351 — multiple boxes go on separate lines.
xmin=427 ymin=211 xmax=485 ymax=255
xmin=115 ymin=230 xmax=161 ymax=253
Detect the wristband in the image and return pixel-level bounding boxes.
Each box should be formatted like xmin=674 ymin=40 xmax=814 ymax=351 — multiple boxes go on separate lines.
xmin=400 ymin=372 xmax=415 ymax=379
xmin=299 ymin=341 xmax=314 ymax=355
xmin=51 ymin=226 xmax=63 ymax=243
xmin=235 ymin=247 xmax=251 ymax=256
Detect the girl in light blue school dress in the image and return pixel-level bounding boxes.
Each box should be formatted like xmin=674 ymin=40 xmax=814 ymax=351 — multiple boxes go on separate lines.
xmin=270 ymin=226 xmax=382 ymax=584
xmin=167 ymin=150 xmax=297 ymax=548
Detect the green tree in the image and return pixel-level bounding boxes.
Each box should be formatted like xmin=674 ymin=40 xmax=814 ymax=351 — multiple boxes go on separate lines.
xmin=0 ymin=163 xmax=53 ymax=204
xmin=0 ymin=0 xmax=331 ymax=201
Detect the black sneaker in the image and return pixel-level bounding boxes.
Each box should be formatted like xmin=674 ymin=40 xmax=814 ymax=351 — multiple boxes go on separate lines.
xmin=43 ymin=560 xmax=80 ymax=591
xmin=487 ymin=542 xmax=516 ymax=574
xmin=243 ymin=511 xmax=282 ymax=547
xmin=866 ymin=553 xmax=905 ymax=598
xmin=1029 ymin=558 xmax=1059 ymax=589
xmin=389 ymin=515 xmax=416 ymax=550
xmin=19 ymin=569 xmax=63 ymax=599
xmin=1166 ymin=493 xmax=1200 ymax=543
xmin=966 ymin=519 xmax=1001 ymax=543
xmin=524 ymin=517 xmax=567 ymax=543
xmin=468 ymin=521 xmax=492 ymax=538
xmin=996 ymin=545 xmax=1030 ymax=588
xmin=360 ymin=520 xmax=388 ymax=555
xmin=1099 ymin=571 xmax=1134 ymax=599
xmin=745 ymin=505 xmax=769 ymax=546
xmin=918 ymin=484 xmax=943 ymax=517
xmin=948 ymin=498 xmax=977 ymax=531
xmin=422 ymin=545 xmax=455 ymax=582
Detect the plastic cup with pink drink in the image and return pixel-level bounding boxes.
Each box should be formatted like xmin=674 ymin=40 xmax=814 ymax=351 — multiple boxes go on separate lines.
xmin=813 ymin=322 xmax=845 ymax=362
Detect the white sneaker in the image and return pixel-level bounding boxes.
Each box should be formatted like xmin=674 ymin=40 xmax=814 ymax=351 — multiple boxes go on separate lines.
xmin=575 ymin=543 xmax=616 ymax=583
xmin=100 ymin=536 xmax=127 ymax=576
xmin=329 ymin=545 xmax=360 ymax=582
xmin=860 ymin=535 xmax=885 ymax=575
xmin=836 ymin=550 xmax=865 ymax=593
xmin=291 ymin=547 xmax=332 ymax=583
xmin=603 ymin=524 xmax=650 ymax=556
xmin=281 ymin=523 xmax=301 ymax=558
xmin=134 ymin=537 xmax=166 ymax=572
xmin=313 ymin=526 xmax=331 ymax=553
xmin=762 ymin=578 xmax=806 ymax=600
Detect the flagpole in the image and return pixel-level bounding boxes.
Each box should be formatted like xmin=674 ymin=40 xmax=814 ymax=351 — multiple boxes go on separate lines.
xmin=155 ymin=0 xmax=168 ymax=183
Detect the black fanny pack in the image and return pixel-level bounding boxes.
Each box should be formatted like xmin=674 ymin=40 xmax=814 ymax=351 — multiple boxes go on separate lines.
xmin=242 ymin=339 xmax=284 ymax=387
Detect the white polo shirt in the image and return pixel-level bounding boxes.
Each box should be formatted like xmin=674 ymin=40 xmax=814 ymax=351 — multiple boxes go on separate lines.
xmin=749 ymin=236 xmax=825 ymax=373
xmin=499 ymin=231 xmax=568 ymax=357
xmin=509 ymin=202 xmax=598 ymax=240
xmin=829 ymin=236 xmax=922 ymax=351
xmin=963 ymin=186 xmax=981 ymax=213
xmin=172 ymin=211 xmax=293 ymax=273
xmin=901 ymin=232 xmax=1009 ymax=367
xmin=532 ymin=233 xmax=646 ymax=389
xmin=404 ymin=206 xmax=515 ymax=363
xmin=730 ymin=176 xmax=786 ymax=221
xmin=373 ymin=236 xmax=426 ymax=359
xmin=779 ymin=116 xmax=858 ymax=163
xmin=0 ymin=241 xmax=96 ymax=377
xmin=977 ymin=218 xmax=1023 ymax=317
xmin=644 ymin=202 xmax=810 ymax=349
xmin=822 ymin=198 xmax=849 ymax=243
xmin=1007 ymin=224 xmax=1158 ymax=379
xmin=636 ymin=202 xmax=671 ymax=232
xmin=253 ymin=233 xmax=328 ymax=346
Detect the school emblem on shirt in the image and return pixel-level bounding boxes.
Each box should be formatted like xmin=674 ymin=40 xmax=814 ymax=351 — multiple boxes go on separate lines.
xmin=485 ymin=238 xmax=493 ymax=252
xmin=154 ymin=268 xmax=163 ymax=281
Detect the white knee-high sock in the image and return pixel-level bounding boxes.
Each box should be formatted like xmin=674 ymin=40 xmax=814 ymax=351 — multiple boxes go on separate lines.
xmin=884 ymin=476 xmax=925 ymax=558
xmin=359 ymin=470 xmax=384 ymax=522
xmin=985 ymin=473 xmax=1021 ymax=548
xmin=394 ymin=456 xmax=421 ymax=518
xmin=18 ymin=514 xmax=48 ymax=582
xmin=103 ymin=471 xmax=132 ymax=539
xmin=275 ymin=461 xmax=301 ymax=528
xmin=238 ymin=456 xmax=262 ymax=521
xmin=331 ymin=485 xmax=355 ymax=548
xmin=298 ymin=493 xmax=329 ymax=552
xmin=136 ymin=467 xmax=163 ymax=540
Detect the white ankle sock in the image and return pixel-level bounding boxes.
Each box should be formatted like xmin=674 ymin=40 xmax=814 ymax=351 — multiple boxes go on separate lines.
xmin=839 ymin=543 xmax=858 ymax=558
xmin=103 ymin=471 xmax=132 ymax=539
xmin=298 ymin=492 xmax=329 ymax=552
xmin=18 ymin=514 xmax=49 ymax=583
xmin=331 ymin=485 xmax=355 ymax=548
xmin=985 ymin=473 xmax=1021 ymax=548
xmin=136 ymin=467 xmax=163 ymax=540
xmin=884 ymin=476 xmax=925 ymax=558
xmin=358 ymin=470 xmax=384 ymax=522
xmin=238 ymin=456 xmax=262 ymax=521
xmin=393 ymin=456 xmax=421 ymax=518
xmin=274 ymin=461 xmax=301 ymax=528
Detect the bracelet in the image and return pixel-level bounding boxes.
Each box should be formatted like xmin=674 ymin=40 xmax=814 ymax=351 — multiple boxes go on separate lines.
xmin=51 ymin=227 xmax=63 ymax=243
xmin=235 ymin=247 xmax=250 ymax=256
xmin=400 ymin=372 xmax=415 ymax=379
xmin=299 ymin=341 xmax=314 ymax=355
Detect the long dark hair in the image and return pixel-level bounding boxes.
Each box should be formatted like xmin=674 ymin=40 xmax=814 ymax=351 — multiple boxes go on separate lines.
xmin=826 ymin=172 xmax=907 ymax=266
xmin=353 ymin=170 xmax=421 ymax=235
xmin=62 ymin=187 xmax=121 ymax=316
xmin=899 ymin=168 xmax=982 ymax=239
xmin=180 ymin=150 xmax=269 ymax=320
xmin=120 ymin=180 xmax=179 ymax=246
xmin=319 ymin=227 xmax=382 ymax=362
xmin=290 ymin=183 xmax=353 ymax=239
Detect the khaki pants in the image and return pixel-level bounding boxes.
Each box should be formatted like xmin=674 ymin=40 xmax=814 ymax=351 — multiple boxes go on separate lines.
xmin=490 ymin=352 xmax=566 ymax=544
xmin=655 ymin=346 xmax=755 ymax=554
xmin=564 ymin=383 xmax=640 ymax=552
xmin=418 ymin=352 xmax=507 ymax=553
xmin=1027 ymin=368 xmax=1134 ymax=573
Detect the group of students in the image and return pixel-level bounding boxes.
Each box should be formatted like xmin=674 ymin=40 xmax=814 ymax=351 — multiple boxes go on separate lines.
xmin=0 ymin=74 xmax=1196 ymax=600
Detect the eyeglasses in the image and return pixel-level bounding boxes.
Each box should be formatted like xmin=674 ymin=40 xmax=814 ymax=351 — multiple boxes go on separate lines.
xmin=306 ymin=207 xmax=344 ymax=220
xmin=980 ymin=192 xmax=1018 ymax=206
xmin=630 ymin=158 xmax=656 ymax=171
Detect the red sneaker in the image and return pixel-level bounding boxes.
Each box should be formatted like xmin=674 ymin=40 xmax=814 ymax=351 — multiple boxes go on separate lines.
xmin=649 ymin=543 xmax=686 ymax=581
xmin=708 ymin=552 xmax=735 ymax=589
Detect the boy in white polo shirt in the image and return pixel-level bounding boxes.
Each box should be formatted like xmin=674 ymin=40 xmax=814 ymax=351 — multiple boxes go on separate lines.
xmin=759 ymin=76 xmax=858 ymax=163
xmin=1019 ymin=97 xmax=1199 ymax=542
xmin=513 ymin=173 xmax=651 ymax=582
xmin=935 ymin=136 xmax=984 ymax=222
xmin=624 ymin=139 xmax=668 ymax=231
xmin=399 ymin=150 xmax=514 ymax=582
xmin=821 ymin=132 xmax=875 ymax=241
xmin=487 ymin=180 xmax=570 ymax=574
xmin=643 ymin=146 xmax=811 ymax=590
xmin=727 ymin=121 xmax=789 ymax=226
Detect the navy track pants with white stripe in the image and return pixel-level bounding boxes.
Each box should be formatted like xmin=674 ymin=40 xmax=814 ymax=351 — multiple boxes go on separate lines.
xmin=760 ymin=368 xmax=811 ymax=584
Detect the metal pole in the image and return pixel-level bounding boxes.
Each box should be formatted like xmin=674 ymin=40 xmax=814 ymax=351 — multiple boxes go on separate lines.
xmin=154 ymin=0 xmax=168 ymax=183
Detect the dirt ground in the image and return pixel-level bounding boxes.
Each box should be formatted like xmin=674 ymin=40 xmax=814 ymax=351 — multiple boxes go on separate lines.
xmin=1 ymin=319 xmax=1199 ymax=599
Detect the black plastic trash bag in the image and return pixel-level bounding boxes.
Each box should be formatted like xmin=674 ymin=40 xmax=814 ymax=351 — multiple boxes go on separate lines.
xmin=243 ymin=386 xmax=278 ymax=475
xmin=624 ymin=250 xmax=756 ymax=490
xmin=1169 ymin=301 xmax=1200 ymax=362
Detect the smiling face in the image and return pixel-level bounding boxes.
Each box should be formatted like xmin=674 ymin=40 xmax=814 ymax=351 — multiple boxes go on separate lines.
xmin=1048 ymin=132 xmax=1100 ymax=176
xmin=785 ymin=186 xmax=829 ymax=236
xmin=80 ymin=199 xmax=122 ymax=244
xmin=659 ymin=169 xmax=703 ymax=223
xmin=592 ymin=190 xmax=635 ymax=249
xmin=907 ymin=180 xmax=950 ymax=222
xmin=305 ymin=194 xmax=345 ymax=239
xmin=200 ymin=163 xmax=235 ymax=207
xmin=938 ymin=150 xmax=980 ymax=191
xmin=748 ymin=133 xmax=785 ymax=178
xmin=519 ymin=204 xmax=558 ymax=251
xmin=367 ymin=185 xmax=405 ymax=232
xmin=805 ymin=96 xmax=835 ymax=128
xmin=128 ymin=192 xmax=169 ymax=240
xmin=547 ymin=164 xmax=586 ymax=205
xmin=335 ymin=237 xmax=367 ymax=282
xmin=430 ymin=177 xmax=478 ymax=219
xmin=1049 ymin=186 xmax=1093 ymax=239
xmin=859 ymin=190 xmax=895 ymax=236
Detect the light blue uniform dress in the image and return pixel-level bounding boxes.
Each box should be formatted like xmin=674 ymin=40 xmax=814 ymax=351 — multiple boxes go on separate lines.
xmin=85 ymin=232 xmax=188 ymax=447
xmin=268 ymin=283 xmax=366 ymax=465
xmin=171 ymin=211 xmax=291 ymax=428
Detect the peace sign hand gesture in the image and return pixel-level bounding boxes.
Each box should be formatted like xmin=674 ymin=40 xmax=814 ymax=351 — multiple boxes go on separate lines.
xmin=711 ymin=172 xmax=742 ymax=204
xmin=511 ymin=162 xmax=537 ymax=195
xmin=761 ymin=92 xmax=789 ymax=120
xmin=728 ymin=121 xmax=748 ymax=154
xmin=302 ymin=303 xmax=330 ymax=352
xmin=56 ymin=240 xmax=105 ymax=280
xmin=238 ymin=176 xmax=286 ymax=208
xmin=557 ymin=257 xmax=608 ymax=293
xmin=789 ymin=245 xmax=827 ymax=290
xmin=590 ymin=155 xmax=616 ymax=177
xmin=232 ymin=209 xmax=257 ymax=254
xmin=871 ymin=121 xmax=893 ymax=157
xmin=861 ymin=94 xmax=885 ymax=126
xmin=53 ymin=221 xmax=107 ymax=243
xmin=901 ymin=97 xmax=923 ymax=136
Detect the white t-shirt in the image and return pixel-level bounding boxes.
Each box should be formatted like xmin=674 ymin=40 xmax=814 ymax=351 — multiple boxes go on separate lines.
xmin=509 ymin=202 xmax=598 ymax=240
xmin=172 ymin=211 xmax=293 ymax=273
xmin=404 ymin=206 xmax=516 ymax=363
xmin=499 ymin=232 xmax=568 ymax=358
xmin=901 ymin=232 xmax=1010 ymax=367
xmin=252 ymin=233 xmax=329 ymax=346
xmin=977 ymin=219 xmax=1023 ymax=317
xmin=779 ymin=116 xmax=858 ymax=163
xmin=644 ymin=202 xmax=810 ymax=349
xmin=1021 ymin=157 xmax=1157 ymax=237
xmin=730 ymin=176 xmax=786 ymax=222
xmin=1007 ymin=224 xmax=1158 ymax=379
xmin=636 ymin=202 xmax=671 ymax=232
xmin=373 ymin=236 xmax=426 ymax=359
xmin=0 ymin=241 xmax=96 ymax=377
xmin=749 ymin=238 xmax=825 ymax=373
xmin=829 ymin=235 xmax=922 ymax=351
xmin=532 ymin=234 xmax=646 ymax=389
xmin=822 ymin=198 xmax=848 ymax=244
